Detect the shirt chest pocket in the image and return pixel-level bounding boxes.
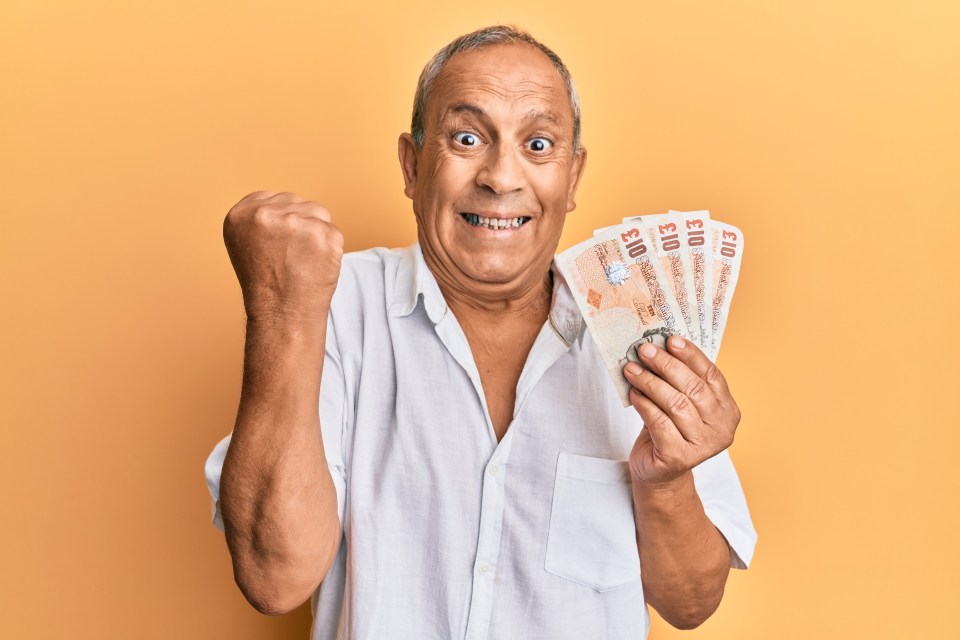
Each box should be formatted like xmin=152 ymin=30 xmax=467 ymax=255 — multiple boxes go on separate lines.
xmin=545 ymin=453 xmax=641 ymax=592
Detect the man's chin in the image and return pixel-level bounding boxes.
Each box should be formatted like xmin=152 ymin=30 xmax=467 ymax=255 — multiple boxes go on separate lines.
xmin=455 ymin=254 xmax=547 ymax=288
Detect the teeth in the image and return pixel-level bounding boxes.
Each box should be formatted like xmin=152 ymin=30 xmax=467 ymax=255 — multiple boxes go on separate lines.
xmin=464 ymin=214 xmax=529 ymax=230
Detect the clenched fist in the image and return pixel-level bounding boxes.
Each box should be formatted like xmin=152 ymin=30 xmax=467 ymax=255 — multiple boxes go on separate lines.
xmin=223 ymin=191 xmax=344 ymax=323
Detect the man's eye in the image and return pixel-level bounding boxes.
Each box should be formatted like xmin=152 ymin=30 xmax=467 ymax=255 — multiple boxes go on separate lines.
xmin=526 ymin=137 xmax=553 ymax=153
xmin=453 ymin=132 xmax=479 ymax=146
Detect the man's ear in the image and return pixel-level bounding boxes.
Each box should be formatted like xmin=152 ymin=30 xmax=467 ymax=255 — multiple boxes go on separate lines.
xmin=398 ymin=133 xmax=419 ymax=200
xmin=566 ymin=146 xmax=588 ymax=213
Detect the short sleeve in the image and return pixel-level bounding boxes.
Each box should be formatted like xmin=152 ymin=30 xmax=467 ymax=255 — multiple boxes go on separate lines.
xmin=204 ymin=434 xmax=231 ymax=532
xmin=203 ymin=312 xmax=350 ymax=533
xmin=317 ymin=313 xmax=349 ymax=527
xmin=691 ymin=449 xmax=757 ymax=569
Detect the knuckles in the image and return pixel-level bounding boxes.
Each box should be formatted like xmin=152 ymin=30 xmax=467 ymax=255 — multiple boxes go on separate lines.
xmin=680 ymin=375 xmax=708 ymax=401
xmin=702 ymin=361 xmax=725 ymax=388
xmin=649 ymin=412 xmax=675 ymax=435
xmin=225 ymin=193 xmax=339 ymax=245
xmin=653 ymin=350 xmax=677 ymax=376
xmin=667 ymin=392 xmax=692 ymax=416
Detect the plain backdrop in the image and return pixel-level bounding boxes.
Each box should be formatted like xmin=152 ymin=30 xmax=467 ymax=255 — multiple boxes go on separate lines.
xmin=2 ymin=1 xmax=958 ymax=638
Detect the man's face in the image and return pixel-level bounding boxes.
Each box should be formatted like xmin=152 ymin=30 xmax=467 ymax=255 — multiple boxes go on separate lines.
xmin=399 ymin=43 xmax=586 ymax=294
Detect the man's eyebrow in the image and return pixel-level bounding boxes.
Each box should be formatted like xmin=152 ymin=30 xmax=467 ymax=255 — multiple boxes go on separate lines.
xmin=521 ymin=109 xmax=563 ymax=127
xmin=444 ymin=103 xmax=487 ymax=119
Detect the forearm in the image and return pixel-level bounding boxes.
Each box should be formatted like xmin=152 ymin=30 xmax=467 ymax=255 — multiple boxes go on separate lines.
xmin=632 ymin=470 xmax=730 ymax=630
xmin=220 ymin=315 xmax=341 ymax=615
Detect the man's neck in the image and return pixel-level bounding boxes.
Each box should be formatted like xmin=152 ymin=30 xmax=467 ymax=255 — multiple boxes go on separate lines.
xmin=431 ymin=263 xmax=554 ymax=324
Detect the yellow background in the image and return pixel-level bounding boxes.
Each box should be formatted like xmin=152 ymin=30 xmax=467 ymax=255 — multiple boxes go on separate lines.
xmin=2 ymin=1 xmax=958 ymax=638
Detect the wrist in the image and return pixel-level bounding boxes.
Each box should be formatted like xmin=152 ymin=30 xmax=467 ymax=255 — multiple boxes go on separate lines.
xmin=631 ymin=470 xmax=696 ymax=506
xmin=245 ymin=302 xmax=331 ymax=330
xmin=243 ymin=312 xmax=329 ymax=360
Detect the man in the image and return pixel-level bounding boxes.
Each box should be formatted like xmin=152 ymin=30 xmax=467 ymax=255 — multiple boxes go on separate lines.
xmin=205 ymin=25 xmax=756 ymax=639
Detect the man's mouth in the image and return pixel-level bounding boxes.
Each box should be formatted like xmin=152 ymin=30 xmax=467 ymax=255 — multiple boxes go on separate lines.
xmin=460 ymin=213 xmax=531 ymax=231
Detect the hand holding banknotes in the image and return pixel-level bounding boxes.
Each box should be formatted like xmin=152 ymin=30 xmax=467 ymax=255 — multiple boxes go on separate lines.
xmin=556 ymin=209 xmax=745 ymax=482
xmin=623 ymin=334 xmax=740 ymax=486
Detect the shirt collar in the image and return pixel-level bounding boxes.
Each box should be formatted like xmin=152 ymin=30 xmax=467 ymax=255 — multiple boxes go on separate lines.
xmin=389 ymin=243 xmax=448 ymax=323
xmin=390 ymin=243 xmax=584 ymax=344
xmin=548 ymin=260 xmax=584 ymax=346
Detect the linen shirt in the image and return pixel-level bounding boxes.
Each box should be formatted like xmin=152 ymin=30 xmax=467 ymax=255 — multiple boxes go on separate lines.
xmin=205 ymin=242 xmax=757 ymax=640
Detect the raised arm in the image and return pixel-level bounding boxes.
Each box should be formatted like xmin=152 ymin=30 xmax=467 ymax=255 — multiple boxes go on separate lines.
xmin=219 ymin=191 xmax=345 ymax=615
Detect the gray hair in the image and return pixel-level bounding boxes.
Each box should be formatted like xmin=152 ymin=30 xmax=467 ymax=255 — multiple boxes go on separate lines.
xmin=411 ymin=25 xmax=582 ymax=152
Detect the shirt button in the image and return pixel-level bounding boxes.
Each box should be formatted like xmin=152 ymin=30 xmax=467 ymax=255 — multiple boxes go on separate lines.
xmin=478 ymin=563 xmax=490 ymax=575
xmin=489 ymin=464 xmax=500 ymax=476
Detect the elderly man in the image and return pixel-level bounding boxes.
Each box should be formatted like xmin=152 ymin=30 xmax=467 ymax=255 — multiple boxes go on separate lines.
xmin=205 ymin=25 xmax=756 ymax=639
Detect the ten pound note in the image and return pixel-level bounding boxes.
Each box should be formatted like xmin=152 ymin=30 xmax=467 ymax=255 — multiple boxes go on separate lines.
xmin=625 ymin=213 xmax=702 ymax=348
xmin=708 ymin=219 xmax=744 ymax=361
xmin=671 ymin=210 xmax=714 ymax=353
xmin=556 ymin=210 xmax=744 ymax=406
xmin=556 ymin=222 xmax=689 ymax=406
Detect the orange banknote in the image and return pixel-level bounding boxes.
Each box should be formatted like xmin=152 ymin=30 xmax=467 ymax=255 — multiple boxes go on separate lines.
xmin=670 ymin=209 xmax=714 ymax=354
xmin=625 ymin=212 xmax=702 ymax=348
xmin=557 ymin=223 xmax=688 ymax=406
xmin=557 ymin=210 xmax=744 ymax=402
xmin=708 ymin=219 xmax=744 ymax=360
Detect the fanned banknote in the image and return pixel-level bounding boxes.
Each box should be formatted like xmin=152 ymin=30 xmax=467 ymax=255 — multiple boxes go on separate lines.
xmin=556 ymin=224 xmax=687 ymax=406
xmin=707 ymin=220 xmax=744 ymax=360
xmin=670 ymin=209 xmax=713 ymax=352
xmin=557 ymin=210 xmax=744 ymax=404
xmin=624 ymin=213 xmax=701 ymax=348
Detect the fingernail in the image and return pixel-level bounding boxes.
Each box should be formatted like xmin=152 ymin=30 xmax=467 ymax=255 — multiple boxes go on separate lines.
xmin=640 ymin=344 xmax=657 ymax=358
xmin=670 ymin=335 xmax=685 ymax=349
xmin=625 ymin=362 xmax=643 ymax=376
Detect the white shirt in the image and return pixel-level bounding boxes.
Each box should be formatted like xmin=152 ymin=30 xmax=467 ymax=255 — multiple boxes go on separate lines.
xmin=205 ymin=243 xmax=757 ymax=640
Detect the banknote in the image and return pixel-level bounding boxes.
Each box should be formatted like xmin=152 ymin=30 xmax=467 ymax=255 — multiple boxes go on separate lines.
xmin=556 ymin=225 xmax=686 ymax=406
xmin=624 ymin=213 xmax=701 ymax=348
xmin=708 ymin=219 xmax=744 ymax=360
xmin=669 ymin=209 xmax=714 ymax=353
xmin=604 ymin=220 xmax=690 ymax=344
xmin=558 ymin=211 xmax=743 ymax=402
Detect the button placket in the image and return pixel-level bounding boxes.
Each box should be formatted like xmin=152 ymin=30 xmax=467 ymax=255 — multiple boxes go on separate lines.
xmin=463 ymin=444 xmax=512 ymax=639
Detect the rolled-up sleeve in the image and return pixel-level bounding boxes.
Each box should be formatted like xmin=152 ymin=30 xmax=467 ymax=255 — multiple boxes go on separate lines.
xmin=204 ymin=435 xmax=231 ymax=532
xmin=203 ymin=313 xmax=350 ymax=532
xmin=317 ymin=314 xmax=349 ymax=527
xmin=692 ymin=449 xmax=757 ymax=569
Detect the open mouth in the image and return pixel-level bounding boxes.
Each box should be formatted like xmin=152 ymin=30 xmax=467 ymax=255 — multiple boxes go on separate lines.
xmin=460 ymin=213 xmax=531 ymax=231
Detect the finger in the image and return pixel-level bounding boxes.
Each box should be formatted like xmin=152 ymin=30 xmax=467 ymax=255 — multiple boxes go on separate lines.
xmin=241 ymin=190 xmax=279 ymax=203
xmin=286 ymin=200 xmax=332 ymax=222
xmin=252 ymin=197 xmax=330 ymax=223
xmin=636 ymin=340 xmax=721 ymax=419
xmin=242 ymin=191 xmax=310 ymax=210
xmin=662 ymin=334 xmax=733 ymax=401
xmin=267 ymin=191 xmax=307 ymax=203
xmin=628 ymin=386 xmax=689 ymax=452
xmin=624 ymin=362 xmax=700 ymax=443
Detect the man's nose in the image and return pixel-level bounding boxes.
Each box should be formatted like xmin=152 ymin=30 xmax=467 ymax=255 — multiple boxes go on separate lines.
xmin=476 ymin=143 xmax=525 ymax=195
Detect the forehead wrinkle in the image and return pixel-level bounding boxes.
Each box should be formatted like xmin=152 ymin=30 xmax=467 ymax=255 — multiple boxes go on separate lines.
xmin=438 ymin=66 xmax=563 ymax=100
xmin=439 ymin=92 xmax=568 ymax=125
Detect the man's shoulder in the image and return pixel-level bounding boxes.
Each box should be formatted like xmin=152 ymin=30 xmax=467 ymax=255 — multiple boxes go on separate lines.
xmin=330 ymin=243 xmax=417 ymax=315
xmin=337 ymin=244 xmax=412 ymax=288
xmin=340 ymin=245 xmax=409 ymax=269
